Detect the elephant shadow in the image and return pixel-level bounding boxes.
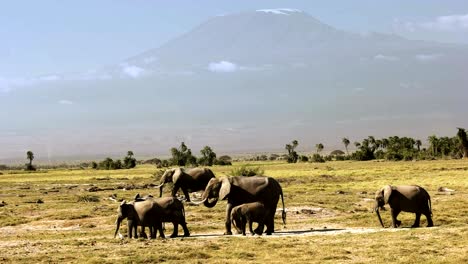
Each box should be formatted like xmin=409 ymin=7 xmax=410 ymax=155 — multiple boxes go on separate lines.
xmin=273 ymin=228 xmax=344 ymax=236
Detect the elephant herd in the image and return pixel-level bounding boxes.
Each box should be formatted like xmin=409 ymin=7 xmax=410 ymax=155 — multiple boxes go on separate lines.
xmin=114 ymin=167 xmax=433 ymax=239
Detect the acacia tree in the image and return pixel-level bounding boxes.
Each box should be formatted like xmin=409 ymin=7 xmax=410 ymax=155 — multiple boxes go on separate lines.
xmin=315 ymin=143 xmax=324 ymax=154
xmin=428 ymin=135 xmax=439 ymax=157
xmin=285 ymin=140 xmax=299 ymax=163
xmin=199 ymin=146 xmax=217 ymax=166
xmin=342 ymin=138 xmax=350 ymax=155
xmin=170 ymin=142 xmax=197 ymax=166
xmin=415 ymin=140 xmax=422 ymax=152
xmin=26 ymin=151 xmax=34 ymax=166
xmin=25 ymin=150 xmax=36 ymax=171
xmin=457 ymin=128 xmax=468 ymax=159
xmin=123 ymin=150 xmax=137 ymax=169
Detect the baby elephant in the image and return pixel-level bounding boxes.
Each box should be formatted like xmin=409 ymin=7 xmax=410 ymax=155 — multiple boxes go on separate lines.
xmin=374 ymin=185 xmax=433 ymax=228
xmin=231 ymin=202 xmax=269 ymax=236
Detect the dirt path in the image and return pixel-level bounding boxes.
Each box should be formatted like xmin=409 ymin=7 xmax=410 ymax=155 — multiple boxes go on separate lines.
xmin=186 ymin=226 xmax=424 ymax=239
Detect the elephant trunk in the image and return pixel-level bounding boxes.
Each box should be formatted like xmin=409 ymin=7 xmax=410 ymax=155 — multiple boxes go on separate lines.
xmin=114 ymin=217 xmax=122 ymax=238
xmin=374 ymin=205 xmax=385 ymax=228
xmin=203 ymin=198 xmax=218 ymax=208
xmin=159 ymin=185 xmax=164 ymax=197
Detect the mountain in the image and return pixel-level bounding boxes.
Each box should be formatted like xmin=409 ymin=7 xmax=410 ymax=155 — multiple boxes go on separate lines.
xmin=1 ymin=9 xmax=467 ymax=162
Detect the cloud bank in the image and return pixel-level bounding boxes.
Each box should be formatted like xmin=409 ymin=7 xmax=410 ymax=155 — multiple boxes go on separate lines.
xmin=121 ymin=64 xmax=146 ymax=78
xmin=395 ymin=13 xmax=468 ymax=32
xmin=58 ymin=99 xmax=73 ymax=105
xmin=208 ymin=61 xmax=238 ymax=73
xmin=374 ymin=54 xmax=400 ymax=61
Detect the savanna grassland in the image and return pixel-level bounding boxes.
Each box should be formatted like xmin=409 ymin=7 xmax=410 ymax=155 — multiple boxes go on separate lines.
xmin=0 ymin=160 xmax=467 ymax=263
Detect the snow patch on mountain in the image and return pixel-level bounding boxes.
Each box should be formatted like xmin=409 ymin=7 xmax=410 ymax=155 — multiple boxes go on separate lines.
xmin=256 ymin=8 xmax=302 ymax=15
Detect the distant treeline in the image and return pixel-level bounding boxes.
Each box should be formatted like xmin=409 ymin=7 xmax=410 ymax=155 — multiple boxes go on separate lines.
xmin=1 ymin=128 xmax=466 ymax=171
xmin=281 ymin=128 xmax=468 ymax=163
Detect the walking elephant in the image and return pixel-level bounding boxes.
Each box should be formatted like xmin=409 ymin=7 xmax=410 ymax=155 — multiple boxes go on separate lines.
xmin=114 ymin=199 xmax=161 ymax=239
xmin=193 ymin=176 xmax=286 ymax=235
xmin=114 ymin=197 xmax=190 ymax=239
xmin=231 ymin=202 xmax=269 ymax=236
xmin=374 ymin=185 xmax=433 ymax=228
xmin=155 ymin=167 xmax=216 ymax=202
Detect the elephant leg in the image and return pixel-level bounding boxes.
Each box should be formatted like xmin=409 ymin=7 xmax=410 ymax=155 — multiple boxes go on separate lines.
xmin=224 ymin=203 xmax=233 ymax=235
xmin=241 ymin=217 xmax=247 ymax=236
xmin=171 ymin=185 xmax=180 ymax=198
xmin=127 ymin=221 xmax=136 ymax=238
xmin=424 ymin=211 xmax=434 ymax=227
xmin=133 ymin=225 xmax=138 ymax=239
xmin=412 ymin=213 xmax=421 ymax=228
xmin=256 ymin=222 xmax=264 ymax=235
xmin=157 ymin=222 xmax=165 ymax=239
xmin=249 ymin=219 xmax=255 ymax=235
xmin=391 ymin=208 xmax=401 ymax=228
xmin=139 ymin=227 xmax=148 ymax=239
xmin=264 ymin=210 xmax=275 ymax=235
xmin=180 ymin=221 xmax=190 ymax=237
xmin=182 ymin=188 xmax=191 ymax=202
xmin=170 ymin=222 xmax=179 ymax=238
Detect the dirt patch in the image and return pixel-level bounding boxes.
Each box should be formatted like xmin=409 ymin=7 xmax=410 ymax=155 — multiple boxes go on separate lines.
xmin=279 ymin=206 xmax=337 ymax=218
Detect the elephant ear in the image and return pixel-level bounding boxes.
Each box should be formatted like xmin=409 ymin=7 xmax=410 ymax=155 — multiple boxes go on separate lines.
xmin=172 ymin=168 xmax=183 ymax=184
xmin=219 ymin=177 xmax=231 ymax=200
xmin=383 ymin=185 xmax=393 ymax=204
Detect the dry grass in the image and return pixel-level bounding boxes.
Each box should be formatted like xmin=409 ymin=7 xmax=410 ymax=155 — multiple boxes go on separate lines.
xmin=0 ymin=160 xmax=467 ymax=263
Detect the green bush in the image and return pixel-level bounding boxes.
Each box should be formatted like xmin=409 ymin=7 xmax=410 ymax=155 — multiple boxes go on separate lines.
xmin=230 ymin=165 xmax=264 ymax=177
xmin=310 ymin=154 xmax=325 ymax=163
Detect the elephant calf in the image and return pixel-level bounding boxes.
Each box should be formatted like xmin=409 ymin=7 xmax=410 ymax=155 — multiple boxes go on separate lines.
xmin=374 ymin=185 xmax=433 ymax=228
xmin=231 ymin=202 xmax=269 ymax=236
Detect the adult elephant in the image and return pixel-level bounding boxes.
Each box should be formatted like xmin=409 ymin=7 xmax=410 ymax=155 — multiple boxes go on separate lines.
xmin=374 ymin=185 xmax=433 ymax=228
xmin=194 ymin=176 xmax=286 ymax=235
xmin=155 ymin=167 xmax=216 ymax=202
xmin=114 ymin=197 xmax=190 ymax=239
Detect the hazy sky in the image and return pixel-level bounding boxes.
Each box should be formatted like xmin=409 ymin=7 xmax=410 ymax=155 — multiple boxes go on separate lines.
xmin=1 ymin=0 xmax=467 ymax=78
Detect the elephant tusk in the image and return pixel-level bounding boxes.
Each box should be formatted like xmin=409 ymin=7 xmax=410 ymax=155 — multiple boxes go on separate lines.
xmin=189 ymin=197 xmax=207 ymax=205
xmin=153 ymin=183 xmax=165 ymax=189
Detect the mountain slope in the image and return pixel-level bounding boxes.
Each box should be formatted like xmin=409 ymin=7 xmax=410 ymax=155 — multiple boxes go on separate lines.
xmin=1 ymin=9 xmax=467 ymax=161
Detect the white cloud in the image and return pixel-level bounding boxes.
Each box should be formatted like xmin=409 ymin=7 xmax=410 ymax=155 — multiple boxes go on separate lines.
xmin=208 ymin=61 xmax=238 ymax=73
xmin=0 ymin=76 xmax=36 ymax=94
xmin=58 ymin=100 xmax=73 ymax=105
xmin=374 ymin=54 xmax=400 ymax=61
xmin=421 ymin=14 xmax=468 ymax=31
xmin=394 ymin=13 xmax=468 ymax=32
xmin=415 ymin=54 xmax=442 ymax=62
xmin=121 ymin=64 xmax=146 ymax=78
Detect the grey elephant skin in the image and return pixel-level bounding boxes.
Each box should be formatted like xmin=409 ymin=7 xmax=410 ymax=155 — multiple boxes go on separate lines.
xmin=374 ymin=185 xmax=433 ymax=228
xmin=114 ymin=197 xmax=190 ymax=239
xmin=195 ymin=176 xmax=286 ymax=235
xmin=231 ymin=202 xmax=269 ymax=236
xmin=155 ymin=168 xmax=216 ymax=202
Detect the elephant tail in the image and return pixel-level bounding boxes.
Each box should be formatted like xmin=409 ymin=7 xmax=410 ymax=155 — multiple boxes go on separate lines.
xmin=428 ymin=196 xmax=432 ymax=216
xmin=280 ymin=188 xmax=286 ymax=225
